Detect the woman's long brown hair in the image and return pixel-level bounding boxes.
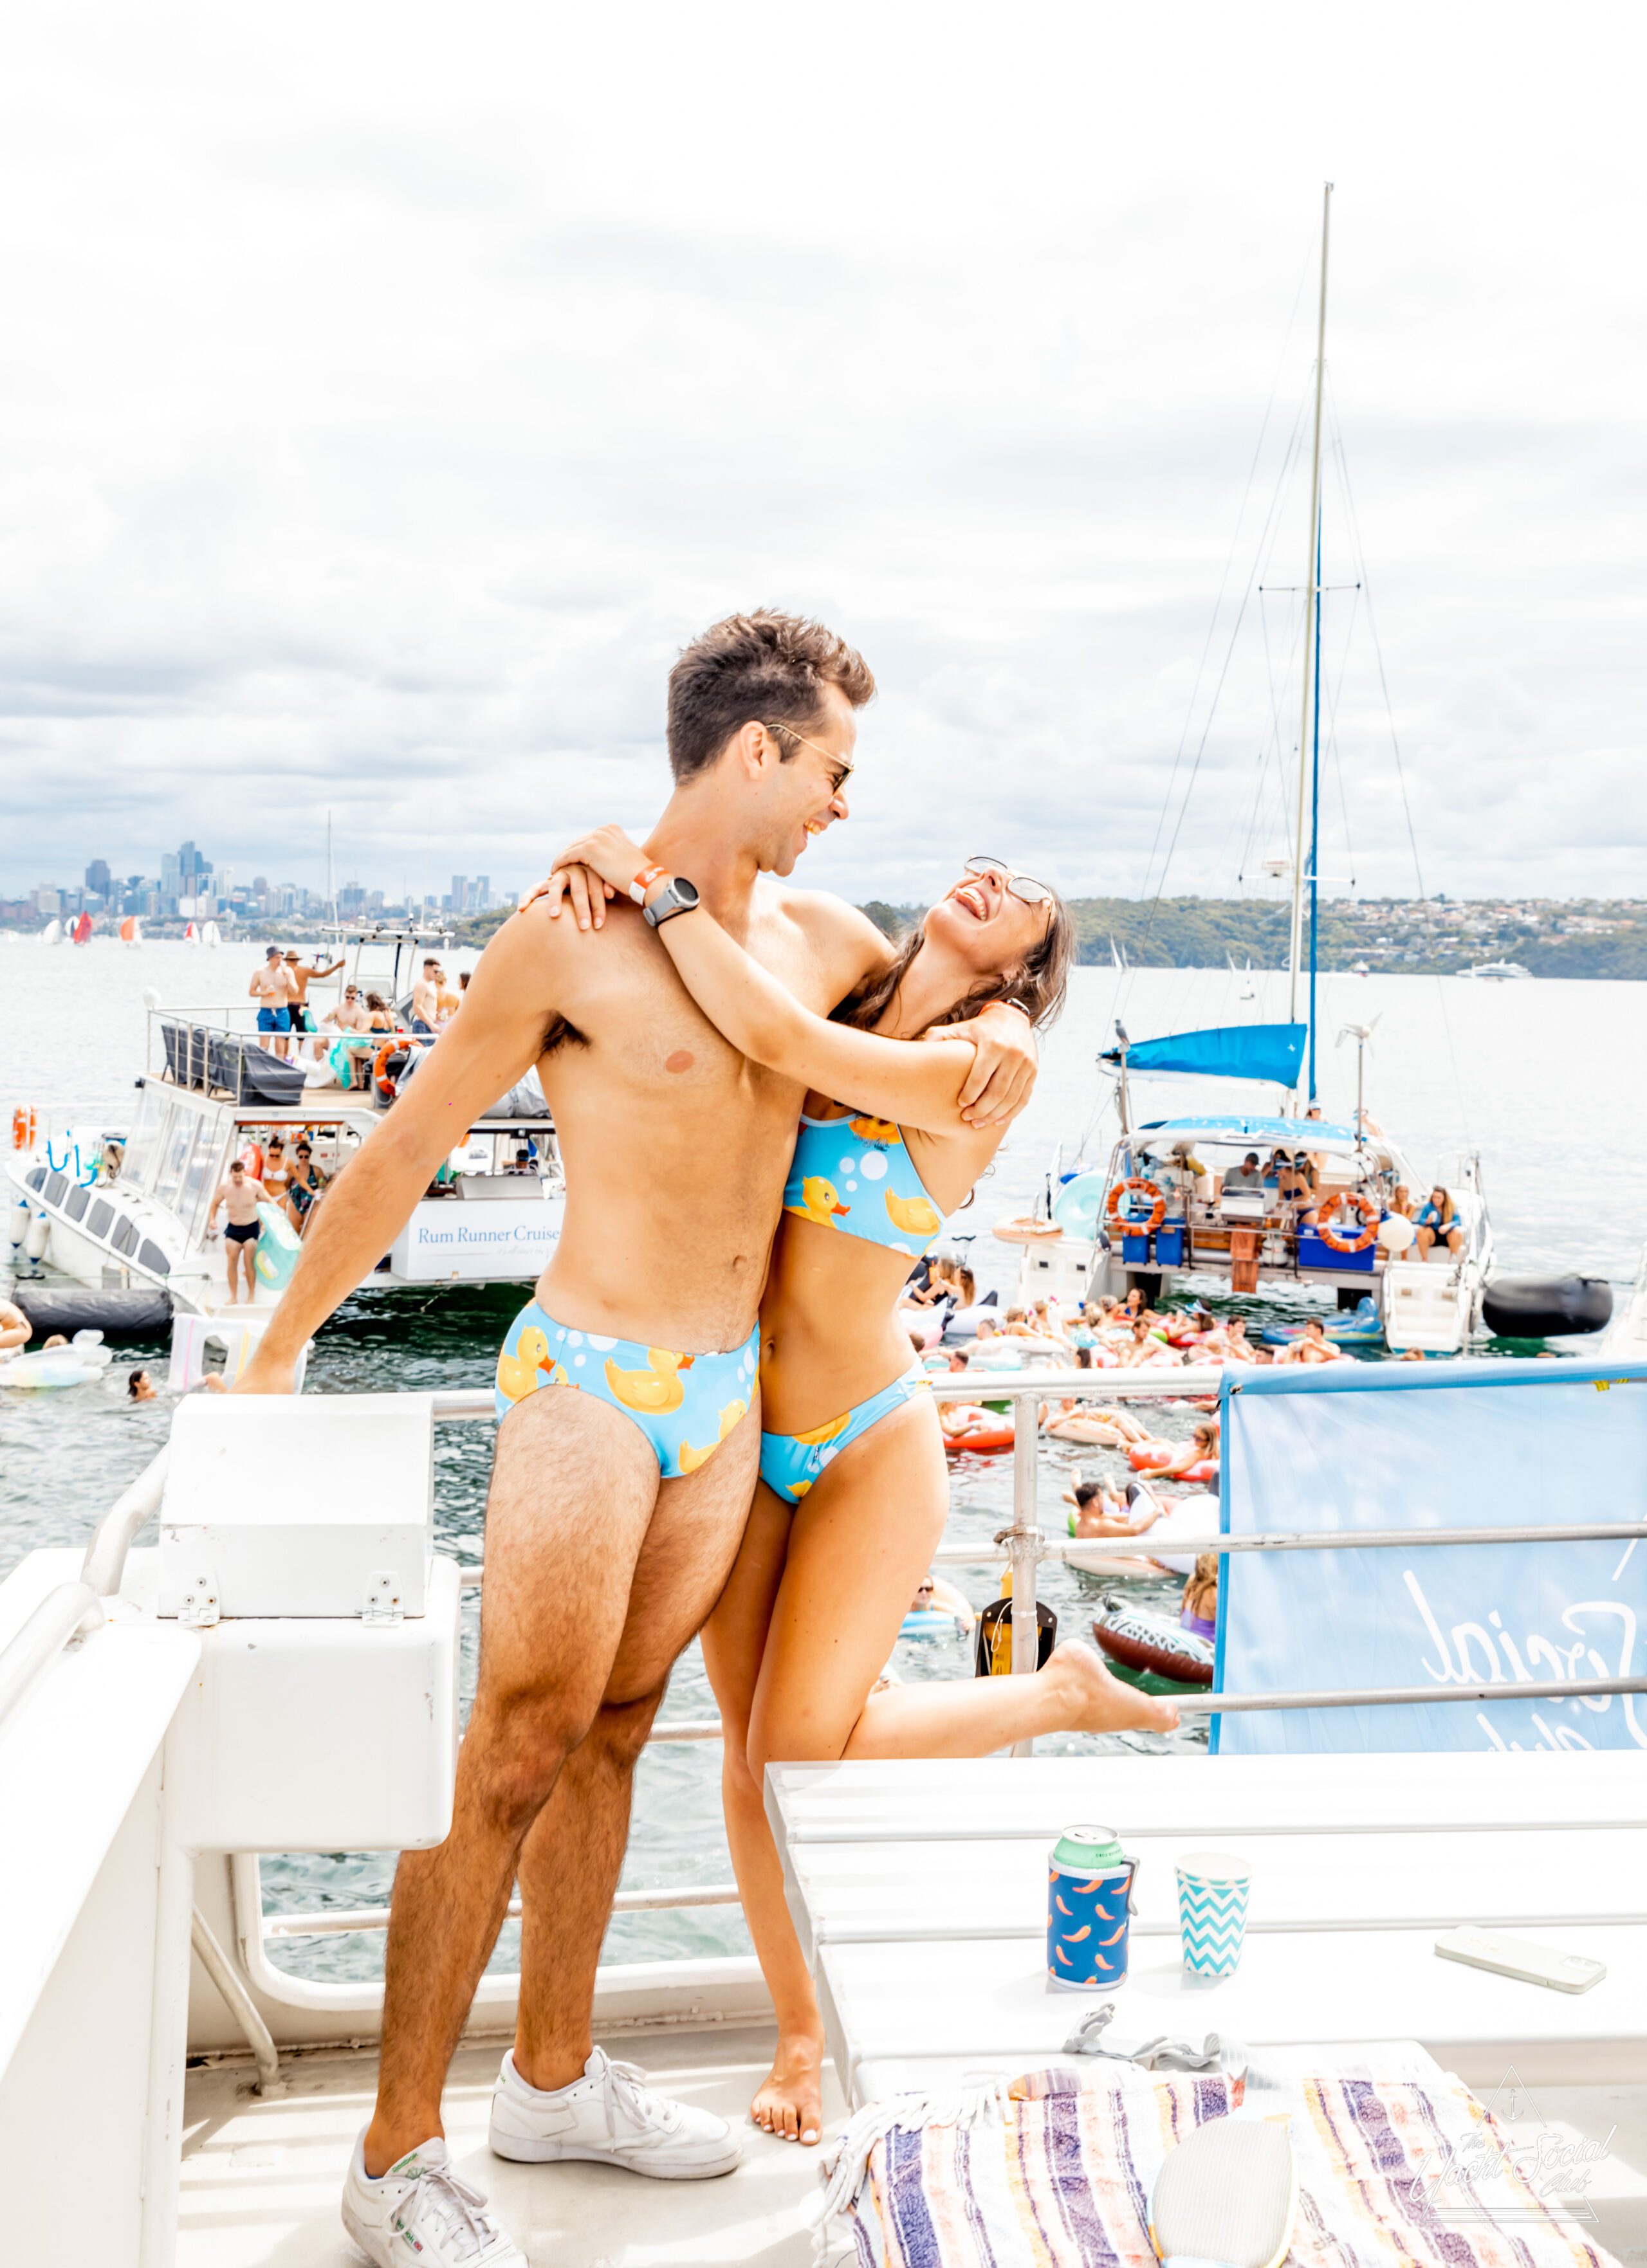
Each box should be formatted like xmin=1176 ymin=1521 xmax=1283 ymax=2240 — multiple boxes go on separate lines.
xmin=831 ymin=888 xmax=1075 ymax=1037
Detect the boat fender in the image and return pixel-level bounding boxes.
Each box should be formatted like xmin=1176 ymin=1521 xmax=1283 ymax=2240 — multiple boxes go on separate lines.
xmin=1480 ymin=1274 xmax=1613 ymax=1340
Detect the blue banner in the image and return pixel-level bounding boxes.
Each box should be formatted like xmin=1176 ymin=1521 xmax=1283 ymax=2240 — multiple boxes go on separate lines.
xmin=1104 ymin=1023 xmax=1307 ymax=1088
xmin=1214 ymin=1359 xmax=1647 ymax=1755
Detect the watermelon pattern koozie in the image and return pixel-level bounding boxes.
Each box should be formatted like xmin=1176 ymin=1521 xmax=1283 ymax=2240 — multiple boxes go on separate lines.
xmin=1047 ymin=1824 xmax=1137 ymax=1991
xmin=1175 ymin=1850 xmax=1251 ymax=1976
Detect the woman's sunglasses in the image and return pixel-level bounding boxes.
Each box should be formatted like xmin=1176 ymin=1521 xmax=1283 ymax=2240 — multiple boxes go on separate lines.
xmin=964 ymin=855 xmax=1054 ymax=908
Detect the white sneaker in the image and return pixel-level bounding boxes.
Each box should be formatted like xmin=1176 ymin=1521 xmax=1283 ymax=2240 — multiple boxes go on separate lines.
xmin=489 ymin=2045 xmax=742 ymax=2179
xmin=342 ymin=2133 xmax=525 ymax=2265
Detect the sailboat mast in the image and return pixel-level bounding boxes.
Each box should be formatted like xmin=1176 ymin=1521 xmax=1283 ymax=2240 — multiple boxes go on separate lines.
xmin=1287 ymin=181 xmax=1332 ymax=1038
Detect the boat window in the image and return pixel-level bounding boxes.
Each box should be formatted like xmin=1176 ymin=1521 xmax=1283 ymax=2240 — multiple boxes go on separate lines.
xmin=111 ymin=1215 xmax=138 ymax=1256
xmin=87 ymin=1198 xmax=113 ymax=1239
xmin=150 ymin=1105 xmax=199 ymax=1213
xmin=138 ymin=1239 xmax=170 ymax=1277
xmin=64 ymin=1184 xmax=91 ymax=1222
xmin=45 ymin=1173 xmax=67 ymax=1206
xmin=25 ymin=1166 xmax=46 ymax=1191
xmin=179 ymin=1125 xmax=223 ymax=1241
xmin=118 ymin=1088 xmax=167 ymax=1192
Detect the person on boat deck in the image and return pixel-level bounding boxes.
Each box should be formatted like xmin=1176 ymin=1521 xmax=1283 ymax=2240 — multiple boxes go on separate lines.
xmin=1063 ymin=1476 xmax=1164 ymax=1539
xmin=1279 ymin=1315 xmax=1343 ymax=1365
xmin=207 ymin=1158 xmax=271 ymax=1304
xmin=324 ymin=983 xmax=372 ymax=1034
xmin=285 ymin=1140 xmax=328 ymax=1234
xmin=1222 ymin=1151 xmax=1264 ymax=1194
xmin=1302 ymin=1101 xmax=1329 ymax=1175
xmin=232 ymin=610 xmax=1052 ymax=2265
xmin=1413 ymin=1185 xmax=1464 ymax=1260
xmin=259 ymin=1137 xmax=293 ymax=1202
xmin=363 ymin=990 xmax=395 ymax=1031
xmin=0 ymin=1295 xmax=30 ymax=1353
xmin=1181 ymin=1551 xmax=1219 ymax=1642
xmin=248 ymin=944 xmax=297 ymax=1057
xmin=409 ymin=955 xmax=441 ymax=1034
xmin=533 ymin=819 xmax=1177 ymax=2152
xmin=285 ymin=949 xmax=345 ymax=1045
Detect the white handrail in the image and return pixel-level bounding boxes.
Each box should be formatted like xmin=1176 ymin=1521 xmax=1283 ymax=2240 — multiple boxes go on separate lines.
xmin=0 ymin=1583 xmax=101 ymax=1737
xmin=263 ymin=1881 xmax=741 ymax=1939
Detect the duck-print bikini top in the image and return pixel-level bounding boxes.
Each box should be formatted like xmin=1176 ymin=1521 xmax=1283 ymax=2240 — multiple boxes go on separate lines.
xmin=782 ymin=1111 xmax=946 ymax=1257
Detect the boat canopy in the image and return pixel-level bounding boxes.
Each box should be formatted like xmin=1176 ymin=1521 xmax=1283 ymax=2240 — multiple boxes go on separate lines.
xmin=1103 ymin=1022 xmax=1306 ymax=1087
xmin=1133 ymin=1112 xmax=1366 ymax=1153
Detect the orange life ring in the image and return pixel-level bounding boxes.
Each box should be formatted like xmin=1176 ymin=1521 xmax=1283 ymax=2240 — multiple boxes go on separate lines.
xmin=1105 ymin=1177 xmax=1166 ymax=1234
xmin=11 ymin=1106 xmax=36 ymax=1151
xmin=237 ymin=1140 xmax=264 ymax=1180
xmin=1315 ymin=1191 xmax=1379 ymax=1254
xmin=373 ymin=1041 xmax=401 ymax=1101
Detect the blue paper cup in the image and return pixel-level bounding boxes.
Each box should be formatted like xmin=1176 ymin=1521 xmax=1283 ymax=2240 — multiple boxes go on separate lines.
xmin=1175 ymin=1850 xmax=1251 ymax=1976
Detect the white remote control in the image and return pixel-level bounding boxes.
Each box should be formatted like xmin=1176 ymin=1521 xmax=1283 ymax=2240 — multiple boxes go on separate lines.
xmin=1435 ymin=1927 xmax=1606 ymax=1994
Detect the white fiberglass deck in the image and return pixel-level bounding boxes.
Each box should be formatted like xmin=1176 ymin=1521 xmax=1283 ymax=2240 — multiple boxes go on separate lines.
xmin=766 ymin=1751 xmax=1647 ymax=2108
xmin=180 ymin=2026 xmax=842 ymax=2268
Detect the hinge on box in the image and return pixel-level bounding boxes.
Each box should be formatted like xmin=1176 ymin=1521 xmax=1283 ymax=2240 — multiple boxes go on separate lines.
xmin=362 ymin=1569 xmax=405 ymax=1627
xmin=179 ymin=1571 xmax=221 ymax=1629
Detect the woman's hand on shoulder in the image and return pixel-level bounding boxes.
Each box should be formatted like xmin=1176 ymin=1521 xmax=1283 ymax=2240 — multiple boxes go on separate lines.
xmin=925 ymin=1001 xmax=1038 ymax=1129
xmin=518 ymin=825 xmax=649 ymax=931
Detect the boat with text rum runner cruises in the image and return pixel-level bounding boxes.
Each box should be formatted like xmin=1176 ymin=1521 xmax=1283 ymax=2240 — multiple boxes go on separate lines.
xmin=4 ymin=927 xmax=564 ymax=1377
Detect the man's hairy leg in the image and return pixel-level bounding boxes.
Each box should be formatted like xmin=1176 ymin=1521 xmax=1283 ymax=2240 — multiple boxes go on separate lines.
xmin=513 ymin=1407 xmax=760 ymax=2092
xmin=362 ymin=1389 xmax=659 ymax=2175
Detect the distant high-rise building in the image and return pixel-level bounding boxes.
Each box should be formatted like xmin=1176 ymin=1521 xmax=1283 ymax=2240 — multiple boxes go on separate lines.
xmin=160 ymin=852 xmax=180 ymax=910
xmin=450 ymin=875 xmax=467 ymax=917
xmin=253 ymin=875 xmax=269 ymax=897
xmin=86 ymin=857 xmax=111 ymax=898
xmin=32 ymin=886 xmax=62 ymax=915
xmin=473 ymin=875 xmax=491 ymax=913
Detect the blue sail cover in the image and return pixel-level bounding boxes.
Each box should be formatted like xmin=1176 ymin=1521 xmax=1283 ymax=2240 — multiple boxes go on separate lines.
xmin=1104 ymin=1022 xmax=1306 ymax=1087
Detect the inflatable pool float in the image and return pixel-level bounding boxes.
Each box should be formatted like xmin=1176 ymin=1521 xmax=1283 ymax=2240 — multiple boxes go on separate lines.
xmin=253 ymin=1200 xmax=302 ymax=1291
xmin=1051 ymin=1171 xmax=1107 ymax=1237
xmin=1093 ymin=1599 xmax=1215 ymax=1690
xmin=990 ymin=1216 xmax=1063 ymax=1243
xmin=897 ymin=1605 xmax=975 ymax=1642
xmin=944 ymin=1426 xmax=1015 ymax=1458
xmin=1258 ymin=1295 xmax=1383 ymax=1349
xmin=0 ymin=1346 xmax=110 ymax=1391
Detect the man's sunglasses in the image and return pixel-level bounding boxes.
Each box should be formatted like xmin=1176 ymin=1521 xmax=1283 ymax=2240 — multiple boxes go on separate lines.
xmin=964 ymin=855 xmax=1054 ymax=908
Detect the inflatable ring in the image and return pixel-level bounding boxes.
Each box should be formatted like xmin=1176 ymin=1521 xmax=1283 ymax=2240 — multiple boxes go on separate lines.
xmin=372 ymin=1041 xmax=401 ymax=1101
xmin=238 ymin=1140 xmax=264 ymax=1180
xmin=1181 ymin=1458 xmax=1219 ymax=1486
xmin=1315 ymin=1190 xmax=1379 ymax=1254
xmin=11 ymin=1105 xmax=36 ymax=1151
xmin=943 ymin=1427 xmax=1015 ymax=1458
xmin=1094 ymin=1604 xmax=1215 ymax=1688
xmin=1105 ymin=1177 xmax=1166 ymax=1234
xmin=991 ymin=1216 xmax=1063 ymax=1243
xmin=1127 ymin=1441 xmax=1175 ymax=1472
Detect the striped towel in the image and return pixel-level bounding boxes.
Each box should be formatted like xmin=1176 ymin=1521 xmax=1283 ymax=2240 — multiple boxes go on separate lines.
xmin=816 ymin=2067 xmax=1616 ymax=2268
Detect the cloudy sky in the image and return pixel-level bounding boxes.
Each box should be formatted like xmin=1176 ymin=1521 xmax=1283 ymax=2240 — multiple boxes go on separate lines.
xmin=1 ymin=4 xmax=1642 ymax=910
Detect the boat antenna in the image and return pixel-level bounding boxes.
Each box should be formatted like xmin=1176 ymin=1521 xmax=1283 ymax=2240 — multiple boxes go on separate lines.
xmin=1287 ymin=183 xmax=1332 ymax=1062
xmin=1113 ymin=1020 xmax=1132 ymax=1138
xmin=326 ymin=809 xmax=335 ymax=929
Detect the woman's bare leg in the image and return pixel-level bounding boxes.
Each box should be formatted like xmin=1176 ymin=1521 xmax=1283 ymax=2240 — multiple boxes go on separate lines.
xmin=698 ymin=1481 xmax=827 ymax=2145
xmin=748 ymin=1396 xmax=1176 ymax=1777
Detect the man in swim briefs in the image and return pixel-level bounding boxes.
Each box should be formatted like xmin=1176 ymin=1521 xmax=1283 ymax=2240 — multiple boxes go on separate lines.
xmin=234 ymin=610 xmax=1039 ymax=2268
xmin=207 ymin=1157 xmax=270 ymax=1304
xmin=247 ymin=945 xmax=297 ymax=1057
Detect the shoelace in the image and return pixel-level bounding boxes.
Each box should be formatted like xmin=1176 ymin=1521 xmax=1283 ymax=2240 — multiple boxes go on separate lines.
xmin=598 ymin=2054 xmax=683 ymax=2143
xmin=400 ymin=2162 xmax=503 ymax=2262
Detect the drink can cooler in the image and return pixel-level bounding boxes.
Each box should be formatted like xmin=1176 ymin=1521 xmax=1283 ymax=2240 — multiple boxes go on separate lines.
xmin=1047 ymin=1823 xmax=1137 ymax=1991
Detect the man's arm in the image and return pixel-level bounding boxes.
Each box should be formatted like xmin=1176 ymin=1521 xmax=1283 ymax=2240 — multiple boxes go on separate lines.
xmin=237 ymin=917 xmax=576 ymax=1391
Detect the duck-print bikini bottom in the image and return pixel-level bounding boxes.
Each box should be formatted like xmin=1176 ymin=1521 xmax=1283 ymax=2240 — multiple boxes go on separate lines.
xmin=494 ymin=1300 xmax=760 ymax=1479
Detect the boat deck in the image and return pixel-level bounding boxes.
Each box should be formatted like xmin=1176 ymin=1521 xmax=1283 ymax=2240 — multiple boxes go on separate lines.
xmin=181 ymin=2024 xmax=843 ymax=2267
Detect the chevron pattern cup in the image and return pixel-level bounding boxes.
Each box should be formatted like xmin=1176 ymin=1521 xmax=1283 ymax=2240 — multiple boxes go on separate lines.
xmin=1175 ymin=1851 xmax=1251 ymax=1976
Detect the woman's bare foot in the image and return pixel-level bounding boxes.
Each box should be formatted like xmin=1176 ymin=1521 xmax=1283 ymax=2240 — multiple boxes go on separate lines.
xmin=751 ymin=2031 xmax=825 ymax=2145
xmin=1049 ymin=1638 xmax=1179 ymax=1735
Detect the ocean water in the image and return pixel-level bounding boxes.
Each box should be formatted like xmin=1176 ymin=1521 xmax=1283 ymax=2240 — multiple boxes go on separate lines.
xmin=3 ymin=939 xmax=1643 ymax=1974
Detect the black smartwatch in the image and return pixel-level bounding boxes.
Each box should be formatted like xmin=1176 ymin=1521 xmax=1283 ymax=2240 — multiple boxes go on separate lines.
xmin=642 ymin=875 xmax=701 ymax=928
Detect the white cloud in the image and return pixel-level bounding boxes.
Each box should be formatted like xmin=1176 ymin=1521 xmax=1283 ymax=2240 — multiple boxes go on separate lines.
xmin=0 ymin=1 xmax=1643 ymax=904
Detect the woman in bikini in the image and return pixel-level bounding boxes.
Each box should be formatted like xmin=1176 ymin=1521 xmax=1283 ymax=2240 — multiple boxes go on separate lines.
xmin=541 ymin=828 xmax=1177 ymax=2146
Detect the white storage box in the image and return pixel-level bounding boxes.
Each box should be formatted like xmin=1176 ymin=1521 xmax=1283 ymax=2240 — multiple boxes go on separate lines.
xmin=158 ymin=1392 xmax=434 ymax=1621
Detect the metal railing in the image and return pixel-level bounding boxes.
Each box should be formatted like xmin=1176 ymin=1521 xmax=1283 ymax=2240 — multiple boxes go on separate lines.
xmin=12 ymin=1366 xmax=1646 ymax=1980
